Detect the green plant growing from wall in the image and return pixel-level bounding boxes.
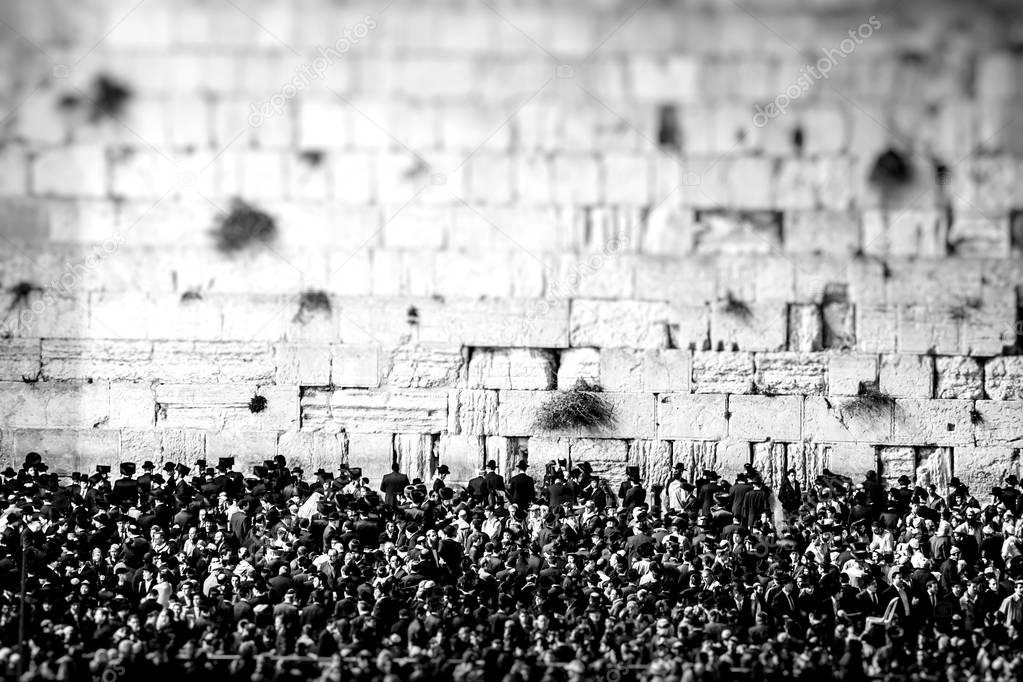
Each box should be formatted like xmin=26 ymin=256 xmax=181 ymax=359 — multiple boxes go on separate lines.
xmin=532 ymin=379 xmax=615 ymax=432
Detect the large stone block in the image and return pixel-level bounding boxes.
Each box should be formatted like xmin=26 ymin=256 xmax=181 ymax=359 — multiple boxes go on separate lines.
xmin=973 ymin=401 xmax=1023 ymax=446
xmin=447 ymin=389 xmax=499 ymax=435
xmin=916 ymin=446 xmax=952 ymax=491
xmin=467 ymin=348 xmax=555 ymax=390
xmin=752 ymin=441 xmax=786 ymax=489
xmin=599 ymin=348 xmax=646 ymax=392
xmin=709 ymin=300 xmax=787 ymax=352
xmin=159 ymin=429 xmax=206 ymax=462
xmin=570 ymin=299 xmax=671 ymax=349
xmin=692 ymin=352 xmax=753 ymax=393
xmin=803 ymin=396 xmax=892 ymax=444
xmin=672 ymin=439 xmax=750 ymax=482
xmin=274 ymin=343 xmax=332 ymax=385
xmin=754 ymin=352 xmax=826 ymax=395
xmin=0 ymin=382 xmax=109 ymax=429
xmin=41 ymin=339 xmax=153 ymax=381
xmin=934 ymin=356 xmax=984 ymax=399
xmin=897 ymin=305 xmax=958 ymax=354
xmin=627 ymin=439 xmax=673 ymax=489
xmin=642 ymin=349 xmax=692 ymax=393
xmin=984 ymin=357 xmax=1023 ymax=400
xmin=499 ymin=390 xmax=656 ymax=439
xmin=570 ymin=438 xmax=630 ymax=487
xmin=955 ymin=446 xmax=1018 ymax=501
xmin=791 ymin=441 xmax=877 ymax=486
xmin=0 ymin=338 xmax=41 ymax=381
xmin=878 ymin=446 xmax=916 ymax=486
xmin=386 ymin=344 xmax=465 ymax=388
xmin=150 ymin=341 xmax=276 ymax=383
xmin=788 ymin=304 xmax=823 ymax=352
xmin=658 ymin=393 xmax=727 ymax=440
xmin=879 ymin=354 xmax=933 ymax=398
xmin=347 ymin=433 xmax=395 ymax=484
xmin=829 ymin=353 xmax=878 ymax=396
xmin=276 ymin=431 xmax=349 ymax=474
xmin=8 ymin=429 xmax=120 ymax=474
xmin=728 ymin=395 xmax=802 ymax=441
xmin=301 ymin=388 xmax=446 ymax=434
xmin=439 ymin=434 xmax=485 ymax=484
xmin=157 ymin=384 xmax=298 ymax=431
xmin=394 ymin=433 xmax=435 ymax=484
xmin=332 ymin=345 xmax=381 ymax=388
xmin=206 ymin=430 xmax=279 ymax=469
xmin=556 ymin=348 xmax=600 ymax=388
xmin=525 ymin=437 xmax=569 ymax=481
xmin=892 ymin=399 xmax=973 ymax=446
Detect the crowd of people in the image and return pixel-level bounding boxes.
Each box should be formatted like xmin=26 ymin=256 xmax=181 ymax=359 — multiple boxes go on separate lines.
xmin=2 ymin=450 xmax=1023 ymax=682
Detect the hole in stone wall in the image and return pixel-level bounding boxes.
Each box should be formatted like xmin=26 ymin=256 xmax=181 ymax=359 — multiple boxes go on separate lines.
xmin=1010 ymin=210 xmax=1023 ymax=254
xmin=868 ymin=148 xmax=914 ymax=189
xmin=656 ymin=104 xmax=681 ymax=150
xmin=792 ymin=126 xmax=804 ymax=154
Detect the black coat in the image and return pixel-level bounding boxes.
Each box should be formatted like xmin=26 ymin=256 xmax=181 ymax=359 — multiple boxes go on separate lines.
xmin=507 ymin=473 xmax=535 ymax=507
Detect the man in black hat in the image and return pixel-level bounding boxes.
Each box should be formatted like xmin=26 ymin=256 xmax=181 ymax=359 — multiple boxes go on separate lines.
xmin=466 ymin=466 xmax=490 ymax=502
xmin=432 ymin=465 xmax=450 ymax=493
xmin=112 ymin=463 xmax=138 ymax=506
xmin=136 ymin=460 xmax=156 ymax=501
xmin=484 ymin=459 xmax=506 ymax=504
xmin=508 ymin=460 xmax=535 ymax=508
xmin=380 ymin=462 xmax=411 ymax=508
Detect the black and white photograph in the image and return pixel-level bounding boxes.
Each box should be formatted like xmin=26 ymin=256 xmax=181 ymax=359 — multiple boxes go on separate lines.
xmin=0 ymin=0 xmax=1022 ymax=679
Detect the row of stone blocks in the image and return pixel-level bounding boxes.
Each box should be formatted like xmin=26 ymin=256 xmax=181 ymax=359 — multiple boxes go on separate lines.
xmin=0 ymin=427 xmax=1014 ymax=502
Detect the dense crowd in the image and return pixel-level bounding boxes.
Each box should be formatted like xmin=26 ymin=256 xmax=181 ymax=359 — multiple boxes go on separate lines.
xmin=2 ymin=450 xmax=1023 ymax=682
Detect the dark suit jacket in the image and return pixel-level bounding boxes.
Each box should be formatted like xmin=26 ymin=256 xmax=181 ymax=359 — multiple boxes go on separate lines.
xmin=380 ymin=472 xmax=410 ymax=507
xmin=508 ymin=473 xmax=536 ymax=507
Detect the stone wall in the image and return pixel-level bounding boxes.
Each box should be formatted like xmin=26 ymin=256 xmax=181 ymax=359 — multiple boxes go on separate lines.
xmin=0 ymin=0 xmax=1020 ymax=495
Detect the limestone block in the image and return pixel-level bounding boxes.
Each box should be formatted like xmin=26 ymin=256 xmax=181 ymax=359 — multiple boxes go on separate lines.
xmin=447 ymin=390 xmax=499 ymax=435
xmin=879 ymin=354 xmax=933 ymax=398
xmin=347 ymin=433 xmax=395 ymax=484
xmin=879 ymin=446 xmax=916 ymax=486
xmin=274 ymin=343 xmax=331 ymax=385
xmin=754 ymin=352 xmax=826 ymax=395
xmin=957 ymin=301 xmax=1016 ymax=356
xmin=416 ymin=298 xmax=571 ymax=348
xmin=277 ymin=431 xmax=349 ymax=474
xmin=897 ymin=305 xmax=958 ymax=354
xmin=300 ymin=388 xmax=445 ymax=434
xmin=109 ymin=383 xmax=157 ymax=429
xmin=570 ymin=299 xmax=671 ymax=349
xmin=973 ymin=401 xmax=1023 ymax=446
xmin=985 ymin=357 xmax=1023 ymax=400
xmin=822 ymin=302 xmax=856 ymax=350
xmin=855 ymin=305 xmax=897 ymax=353
xmin=657 ymin=394 xmax=727 ymax=440
xmin=788 ymin=304 xmax=823 ymax=352
xmin=151 ymin=341 xmax=276 ymax=383
xmin=829 ymin=353 xmax=878 ymax=396
xmin=692 ymin=352 xmax=753 ymax=393
xmin=158 ymin=384 xmax=298 ymax=431
xmin=752 ymin=441 xmax=786 ymax=489
xmin=39 ymin=338 xmax=150 ymax=381
xmin=394 ymin=433 xmax=434 ymax=483
xmin=803 ymin=396 xmax=892 ymax=444
xmin=386 ymin=344 xmax=465 ymax=388
xmin=525 ymin=437 xmax=569 ymax=481
xmin=332 ymin=345 xmax=381 ymax=388
xmin=934 ymin=356 xmax=984 ymax=399
xmin=627 ymin=439 xmax=673 ymax=490
xmin=499 ymin=390 xmax=656 ymax=439
xmin=0 ymin=338 xmax=40 ymax=381
xmin=709 ymin=300 xmax=787 ymax=352
xmin=9 ymin=429 xmax=120 ymax=474
xmin=728 ymin=395 xmax=802 ymax=441
xmin=792 ymin=441 xmax=876 ymax=485
xmin=467 ymin=348 xmax=555 ymax=390
xmin=642 ymin=349 xmax=691 ymax=393
xmin=159 ymin=429 xmax=206 ymax=462
xmin=955 ymin=447 xmax=1018 ymax=501
xmin=672 ymin=439 xmax=750 ymax=482
xmin=783 ymin=211 xmax=860 ymax=255
xmin=570 ymin=438 xmax=630 ymax=487
xmin=892 ymin=399 xmax=973 ymax=446
xmin=599 ymin=348 xmax=645 ymax=392
xmin=439 ymin=434 xmax=485 ymax=484
xmin=557 ymin=348 xmax=600 ymax=388
xmin=0 ymin=382 xmax=109 ymax=429
xmin=484 ymin=436 xmax=527 ymax=480
xmin=667 ymin=303 xmax=711 ymax=350
xmin=206 ymin=430 xmax=279 ymax=469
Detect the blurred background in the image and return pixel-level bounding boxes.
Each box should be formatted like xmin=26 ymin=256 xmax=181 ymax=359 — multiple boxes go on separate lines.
xmin=0 ymin=0 xmax=1020 ymax=499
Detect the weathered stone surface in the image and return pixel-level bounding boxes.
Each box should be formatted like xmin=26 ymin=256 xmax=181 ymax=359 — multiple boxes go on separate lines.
xmin=206 ymin=430 xmax=278 ymax=469
xmin=788 ymin=304 xmax=822 ymax=352
xmin=984 ymin=357 xmax=1023 ymax=400
xmin=600 ymin=348 xmax=645 ymax=392
xmin=973 ymin=401 xmax=1023 ymax=446
xmin=386 ymin=344 xmax=465 ymax=388
xmin=570 ymin=299 xmax=671 ymax=349
xmin=916 ymin=446 xmax=952 ymax=490
xmin=829 ymin=353 xmax=878 ymax=396
xmin=658 ymin=394 xmax=727 ymax=439
xmin=879 ymin=446 xmax=916 ymax=486
xmin=525 ymin=437 xmax=570 ymax=481
xmin=332 ymin=345 xmax=381 ymax=388
xmin=692 ymin=351 xmax=753 ymax=394
xmin=792 ymin=441 xmax=877 ymax=485
xmin=934 ymin=356 xmax=984 ymax=399
xmin=447 ymin=389 xmax=499 ymax=435
xmin=439 ymin=434 xmax=485 ymax=484
xmin=897 ymin=305 xmax=958 ymax=355
xmin=484 ymin=436 xmax=527 ymax=480
xmin=754 ymin=352 xmax=826 ymax=395
xmin=729 ymin=395 xmax=802 ymax=441
xmin=499 ymin=390 xmax=656 ymax=438
xmin=752 ymin=441 xmax=786 ymax=488
xmin=109 ymin=383 xmax=157 ymax=429
xmin=0 ymin=382 xmax=109 ymax=429
xmin=672 ymin=439 xmax=750 ymax=482
xmin=348 ymin=433 xmax=395 ymax=484
xmin=301 ymin=387 xmax=444 ymax=433
xmin=955 ymin=446 xmax=1018 ymax=501
xmin=159 ymin=429 xmax=206 ymax=461
xmin=418 ymin=298 xmax=571 ymax=348
xmin=892 ymin=399 xmax=973 ymax=446
xmin=8 ymin=428 xmax=119 ymax=473
xmin=570 ymin=438 xmax=629 ymax=487
xmin=627 ymin=439 xmax=672 ymax=489
xmin=855 ymin=305 xmax=897 ymax=353
xmin=0 ymin=338 xmax=41 ymax=380
xmin=467 ymin=348 xmax=555 ymax=390
xmin=277 ymin=430 xmax=349 ymax=474
xmin=556 ymin=348 xmax=600 ymax=388
xmin=158 ymin=384 xmax=298 ymax=431
xmin=709 ymin=300 xmax=787 ymax=352
xmin=803 ymin=396 xmax=892 ymax=444
xmin=822 ymin=302 xmax=855 ymax=350
xmin=41 ymin=339 xmax=152 ymax=381
xmin=642 ymin=349 xmax=691 ymax=393
xmin=151 ymin=341 xmax=276 ymax=383
xmin=394 ymin=433 xmax=434 ymax=483
xmin=275 ymin=343 xmax=331 ymax=385
xmin=879 ymin=354 xmax=933 ymax=398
